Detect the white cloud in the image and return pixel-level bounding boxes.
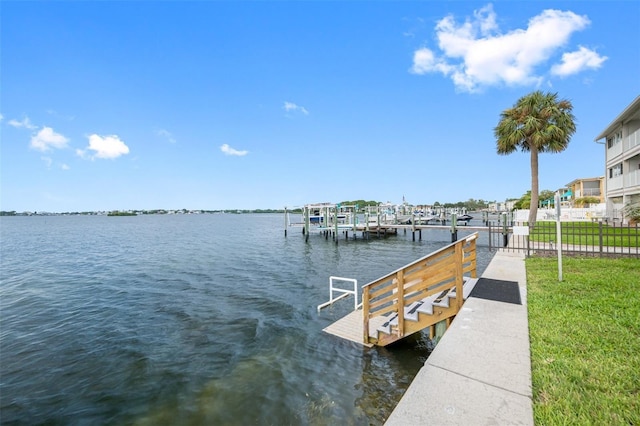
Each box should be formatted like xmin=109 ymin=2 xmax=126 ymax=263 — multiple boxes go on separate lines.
xmin=78 ymin=134 xmax=130 ymax=159
xmin=551 ymin=45 xmax=607 ymax=76
xmin=283 ymin=101 xmax=309 ymax=115
xmin=0 ymin=113 xmax=3 ymax=121
xmin=61 ymin=163 xmax=70 ymax=170
xmin=30 ymin=127 xmax=69 ymax=151
xmin=157 ymin=128 xmax=176 ymax=144
xmin=9 ymin=116 xmax=37 ymax=129
xmin=411 ymin=4 xmax=605 ymax=92
xmin=220 ymin=144 xmax=248 ymax=156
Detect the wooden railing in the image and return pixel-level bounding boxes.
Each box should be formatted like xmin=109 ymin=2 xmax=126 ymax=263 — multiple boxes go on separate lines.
xmin=362 ymin=233 xmax=478 ymax=345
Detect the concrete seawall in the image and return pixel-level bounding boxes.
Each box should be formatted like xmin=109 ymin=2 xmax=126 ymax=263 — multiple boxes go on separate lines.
xmin=385 ymin=251 xmax=534 ymax=425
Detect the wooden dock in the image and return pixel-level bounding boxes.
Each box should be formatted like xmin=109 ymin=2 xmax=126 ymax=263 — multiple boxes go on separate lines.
xmin=321 ymin=234 xmax=479 ymax=347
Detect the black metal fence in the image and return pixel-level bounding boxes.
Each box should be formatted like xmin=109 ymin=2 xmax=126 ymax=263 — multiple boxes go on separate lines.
xmin=488 ymin=221 xmax=640 ymax=258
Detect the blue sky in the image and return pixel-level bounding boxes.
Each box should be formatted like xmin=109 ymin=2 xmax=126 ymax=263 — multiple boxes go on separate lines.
xmin=1 ymin=1 xmax=639 ymax=212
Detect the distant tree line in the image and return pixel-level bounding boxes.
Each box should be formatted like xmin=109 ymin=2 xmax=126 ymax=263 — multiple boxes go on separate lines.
xmin=338 ymin=200 xmax=381 ymax=208
xmin=432 ymin=199 xmax=492 ymax=211
xmin=108 ymin=211 xmax=137 ymax=216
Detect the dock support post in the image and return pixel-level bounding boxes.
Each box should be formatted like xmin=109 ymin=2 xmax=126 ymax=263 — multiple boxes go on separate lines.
xmin=362 ymin=286 xmax=371 ymax=345
xmin=334 ymin=207 xmax=339 ymax=245
xmin=365 ymin=212 xmax=370 ymax=240
xmin=434 ymin=320 xmax=447 ymax=344
xmin=411 ymin=213 xmax=416 ymax=241
xmin=304 ymin=206 xmax=310 ymax=242
xmin=451 ymin=213 xmax=458 ymax=242
xmin=284 ymin=207 xmax=288 ymax=237
xmin=352 ymin=210 xmax=357 ymax=238
xmin=488 ymin=222 xmax=493 ymax=250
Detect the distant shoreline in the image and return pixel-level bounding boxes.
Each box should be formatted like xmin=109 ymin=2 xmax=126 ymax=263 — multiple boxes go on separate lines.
xmin=0 ymin=209 xmax=292 ymax=217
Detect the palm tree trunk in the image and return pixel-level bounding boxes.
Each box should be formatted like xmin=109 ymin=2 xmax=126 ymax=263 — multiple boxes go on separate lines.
xmin=529 ymin=147 xmax=539 ymax=228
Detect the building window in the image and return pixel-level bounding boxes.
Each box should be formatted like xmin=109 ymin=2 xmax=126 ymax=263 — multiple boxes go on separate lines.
xmin=609 ymin=163 xmax=623 ymax=178
xmin=607 ymin=131 xmax=623 ymax=148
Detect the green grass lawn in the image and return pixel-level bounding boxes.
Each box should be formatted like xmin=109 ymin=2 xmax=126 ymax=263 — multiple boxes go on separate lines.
xmin=529 ymin=221 xmax=640 ymax=247
xmin=526 ymin=256 xmax=640 ymax=425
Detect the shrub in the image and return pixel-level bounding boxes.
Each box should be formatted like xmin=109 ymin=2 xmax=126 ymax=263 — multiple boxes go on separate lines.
xmin=574 ymin=196 xmax=600 ymax=207
xmin=623 ymin=202 xmax=640 ymax=224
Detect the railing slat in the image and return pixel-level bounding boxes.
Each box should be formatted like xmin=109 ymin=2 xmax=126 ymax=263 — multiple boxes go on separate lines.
xmin=397 ymin=270 xmax=404 ymax=337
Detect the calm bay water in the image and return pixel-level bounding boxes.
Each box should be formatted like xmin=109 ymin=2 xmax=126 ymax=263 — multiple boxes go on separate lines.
xmin=1 ymin=214 xmax=494 ymax=425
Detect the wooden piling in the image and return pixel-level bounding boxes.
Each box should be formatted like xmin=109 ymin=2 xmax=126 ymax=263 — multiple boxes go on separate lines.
xmin=451 ymin=213 xmax=458 ymax=242
xmin=284 ymin=208 xmax=288 ymax=237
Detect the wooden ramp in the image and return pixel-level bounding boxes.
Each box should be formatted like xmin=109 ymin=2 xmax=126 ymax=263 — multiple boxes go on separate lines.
xmin=321 ymin=235 xmax=480 ymax=347
xmin=323 ymin=278 xmax=479 ymax=347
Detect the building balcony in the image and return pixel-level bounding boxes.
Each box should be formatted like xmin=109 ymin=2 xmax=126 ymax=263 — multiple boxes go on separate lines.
xmin=624 ymin=128 xmax=640 ymax=152
xmin=608 ymin=175 xmax=624 ymax=191
xmin=607 ymin=141 xmax=623 ymax=160
xmin=626 ymin=169 xmax=640 ymax=188
xmin=582 ymin=188 xmax=602 ymax=197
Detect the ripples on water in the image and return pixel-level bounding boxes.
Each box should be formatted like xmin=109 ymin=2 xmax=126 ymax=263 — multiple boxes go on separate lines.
xmin=0 ymin=214 xmax=494 ymax=425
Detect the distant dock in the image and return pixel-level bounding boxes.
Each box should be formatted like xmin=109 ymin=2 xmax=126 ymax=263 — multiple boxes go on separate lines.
xmin=284 ymin=203 xmax=514 ymax=246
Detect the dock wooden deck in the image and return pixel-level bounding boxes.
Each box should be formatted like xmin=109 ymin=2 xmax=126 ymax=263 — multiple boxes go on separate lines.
xmin=322 ymin=310 xmax=388 ymax=347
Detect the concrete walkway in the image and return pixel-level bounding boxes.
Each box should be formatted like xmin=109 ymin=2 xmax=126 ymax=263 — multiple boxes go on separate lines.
xmin=385 ymin=251 xmax=533 ymax=426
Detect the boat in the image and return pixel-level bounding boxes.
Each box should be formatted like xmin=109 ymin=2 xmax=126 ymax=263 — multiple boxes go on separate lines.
xmin=310 ymin=215 xmax=349 ymax=224
xmin=401 ymin=214 xmax=443 ymax=225
xmin=457 ymin=214 xmax=473 ymax=224
xmin=305 ymin=204 xmax=349 ymax=226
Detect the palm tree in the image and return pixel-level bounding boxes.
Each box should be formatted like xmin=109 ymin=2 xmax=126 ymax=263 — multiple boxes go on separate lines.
xmin=494 ymin=91 xmax=576 ymax=227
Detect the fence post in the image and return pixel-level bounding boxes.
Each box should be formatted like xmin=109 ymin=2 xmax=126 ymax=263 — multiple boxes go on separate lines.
xmin=502 ymin=213 xmax=508 ymax=247
xmin=599 ymin=221 xmax=603 ymax=256
xmin=555 ymin=192 xmax=563 ymax=282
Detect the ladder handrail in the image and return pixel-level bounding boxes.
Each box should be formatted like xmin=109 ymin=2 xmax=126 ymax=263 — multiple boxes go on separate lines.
xmin=317 ymin=276 xmax=360 ymax=311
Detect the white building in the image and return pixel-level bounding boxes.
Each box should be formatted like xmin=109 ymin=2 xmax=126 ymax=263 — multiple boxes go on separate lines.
xmin=594 ymin=95 xmax=640 ymax=223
